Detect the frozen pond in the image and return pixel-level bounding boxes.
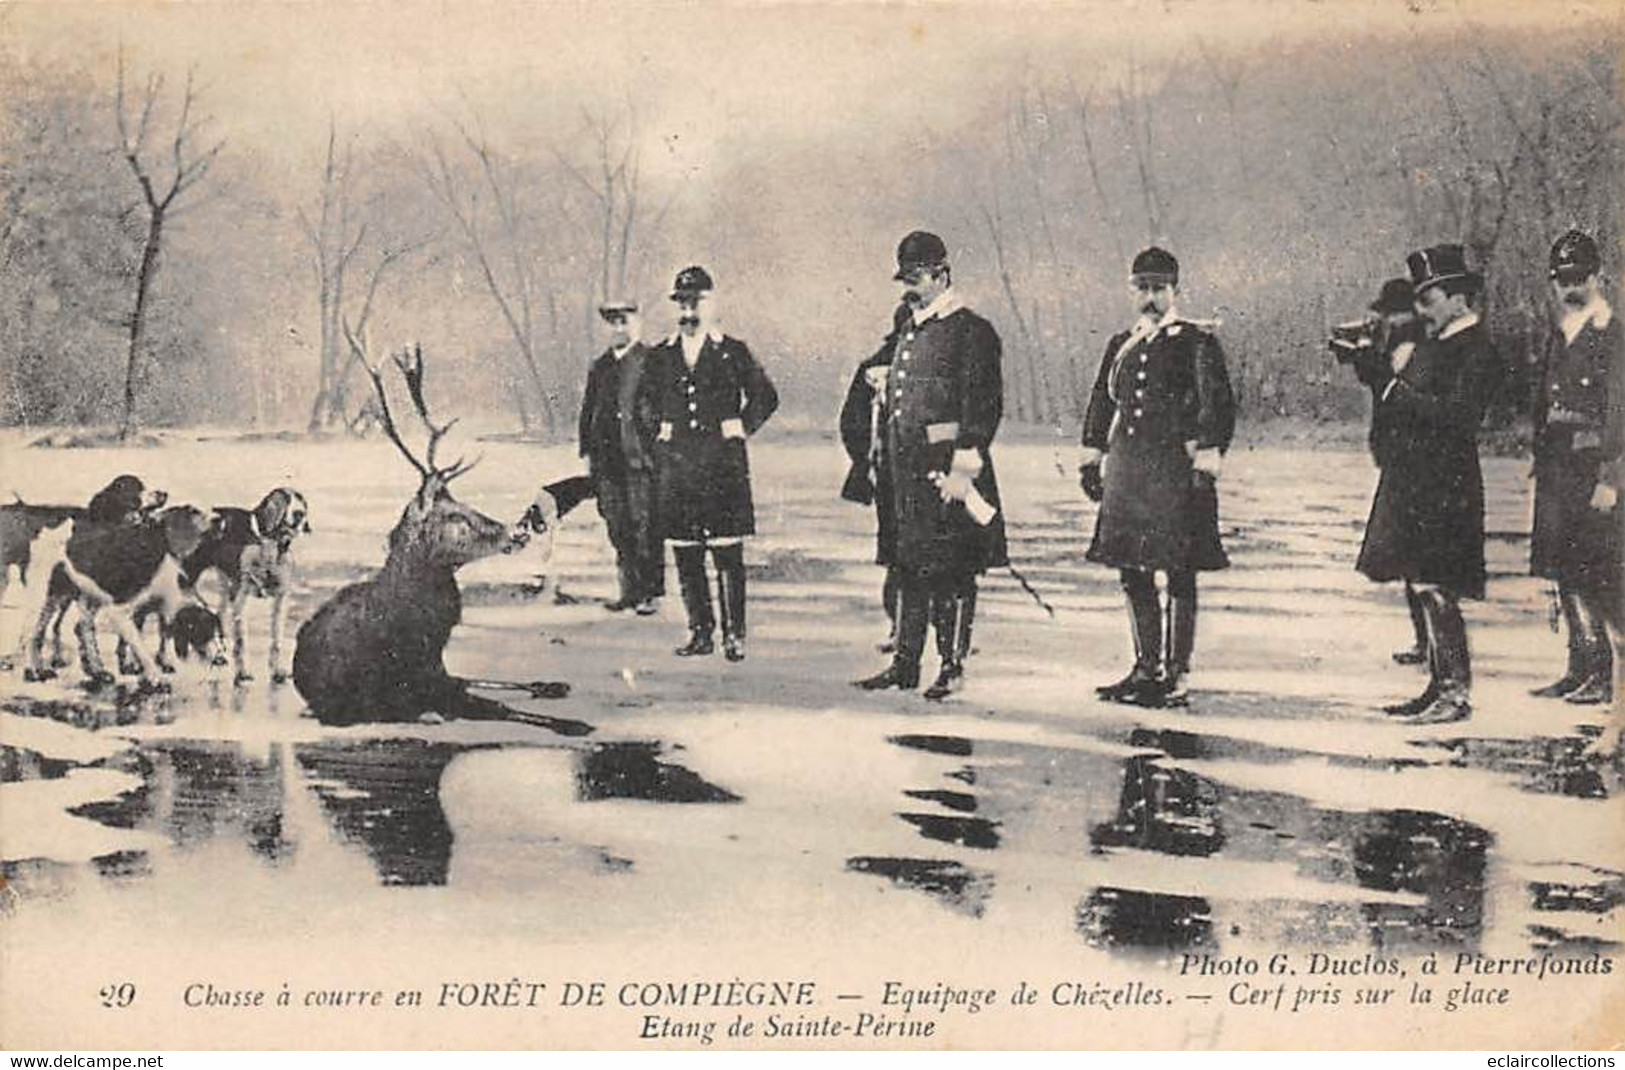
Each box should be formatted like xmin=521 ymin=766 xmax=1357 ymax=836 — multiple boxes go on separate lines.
xmin=1 ymin=429 xmax=1620 ymax=1047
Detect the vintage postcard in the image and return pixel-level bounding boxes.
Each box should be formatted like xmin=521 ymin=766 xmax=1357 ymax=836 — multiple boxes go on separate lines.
xmin=1 ymin=0 xmax=1622 ymax=1051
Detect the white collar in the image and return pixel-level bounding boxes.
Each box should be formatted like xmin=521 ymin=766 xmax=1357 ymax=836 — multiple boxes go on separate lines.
xmin=1128 ymin=305 xmax=1181 ymax=339
xmin=1437 ymin=311 xmax=1480 ymax=341
xmin=912 ymin=289 xmax=963 ymax=326
xmin=1559 ymin=293 xmax=1613 ymax=344
xmin=611 ymin=342 xmax=636 ymax=359
xmin=669 ymin=328 xmax=724 ymax=346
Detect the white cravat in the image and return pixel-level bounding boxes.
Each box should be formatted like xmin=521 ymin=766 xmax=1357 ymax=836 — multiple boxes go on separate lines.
xmin=1559 ymin=293 xmax=1614 ymax=345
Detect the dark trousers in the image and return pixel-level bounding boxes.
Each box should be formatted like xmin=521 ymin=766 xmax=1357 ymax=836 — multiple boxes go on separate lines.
xmin=598 ymin=471 xmax=663 ymax=603
xmin=893 ymin=568 xmax=977 ymax=671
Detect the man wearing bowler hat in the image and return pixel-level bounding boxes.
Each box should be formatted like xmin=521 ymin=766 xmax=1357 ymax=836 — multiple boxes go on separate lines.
xmin=1356 ymin=243 xmax=1499 ymax=724
xmin=644 ymin=266 xmax=779 ymax=661
xmin=1342 ymin=277 xmax=1432 ymax=686
xmin=855 ymin=231 xmax=1007 ymax=700
xmin=1079 ymin=246 xmax=1236 ymax=709
xmin=1529 ymin=229 xmax=1620 ymax=711
xmin=578 ymin=298 xmax=663 ymax=615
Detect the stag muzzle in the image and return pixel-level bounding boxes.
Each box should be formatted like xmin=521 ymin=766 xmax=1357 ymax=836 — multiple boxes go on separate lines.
xmin=502 ymin=524 xmax=531 ymax=553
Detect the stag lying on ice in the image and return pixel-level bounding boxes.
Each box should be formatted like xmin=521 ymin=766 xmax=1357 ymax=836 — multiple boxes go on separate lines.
xmin=292 ymin=344 xmax=593 ymax=735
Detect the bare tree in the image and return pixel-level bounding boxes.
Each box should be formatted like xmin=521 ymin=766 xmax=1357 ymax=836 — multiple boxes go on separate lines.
xmin=1114 ymin=58 xmax=1165 ymax=242
xmin=413 ymin=118 xmax=558 ymax=435
xmin=113 ymin=48 xmax=225 ymax=440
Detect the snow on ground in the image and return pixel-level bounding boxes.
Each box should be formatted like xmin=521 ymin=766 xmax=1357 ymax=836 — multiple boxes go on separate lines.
xmin=1 ymin=428 xmax=1620 ymax=1047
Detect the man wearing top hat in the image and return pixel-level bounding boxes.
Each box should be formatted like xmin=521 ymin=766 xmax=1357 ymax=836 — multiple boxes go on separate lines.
xmin=855 ymin=231 xmax=1007 ymax=701
xmin=644 ymin=266 xmax=779 ymax=662
xmin=578 ymin=298 xmax=663 ymax=615
xmin=1529 ymin=229 xmax=1620 ymax=712
xmin=839 ymin=302 xmax=912 ymax=653
xmin=1079 ymin=246 xmax=1236 ymax=709
xmin=1356 ymin=243 xmax=1499 ymax=724
xmin=1339 ymin=278 xmax=1432 ymax=695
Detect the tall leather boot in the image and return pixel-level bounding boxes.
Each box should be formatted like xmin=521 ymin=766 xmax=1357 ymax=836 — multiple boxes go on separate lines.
xmin=1162 ymin=572 xmax=1197 ymax=708
xmin=634 ymin=537 xmax=665 ymax=614
xmin=1393 ymin=581 xmax=1428 ymax=665
xmin=1098 ymin=570 xmax=1164 ymax=706
xmin=712 ymin=543 xmax=748 ymax=662
xmin=1384 ymin=583 xmax=1440 ymax=717
xmin=857 ymin=571 xmax=925 ymax=690
xmin=606 ymin=552 xmax=637 ymax=612
xmin=924 ymin=576 xmax=974 ymax=701
xmin=672 ymin=544 xmax=714 ymax=657
xmin=1532 ymin=585 xmax=1589 ymax=698
xmin=1564 ymin=592 xmax=1614 ymax=705
xmin=1410 ymin=590 xmax=1471 ymax=724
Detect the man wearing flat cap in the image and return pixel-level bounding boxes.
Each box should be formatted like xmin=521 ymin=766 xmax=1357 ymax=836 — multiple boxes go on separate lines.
xmin=1529 ymin=229 xmax=1620 ymax=712
xmin=1356 ymin=243 xmax=1500 ymax=724
xmin=578 ymin=299 xmax=663 ymax=614
xmin=644 ymin=266 xmax=779 ymax=662
xmin=1340 ymin=277 xmax=1432 ymax=680
xmin=855 ymin=230 xmax=1007 ymax=701
xmin=1079 ymin=246 xmax=1236 ymax=709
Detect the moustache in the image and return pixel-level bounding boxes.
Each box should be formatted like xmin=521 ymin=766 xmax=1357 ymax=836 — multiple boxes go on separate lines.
xmin=679 ymin=316 xmax=700 ymax=327
xmin=1561 ymin=292 xmax=1589 ymax=308
xmin=901 ymin=291 xmax=922 ymax=306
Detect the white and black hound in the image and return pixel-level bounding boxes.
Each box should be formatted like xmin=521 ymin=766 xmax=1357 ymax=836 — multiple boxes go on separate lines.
xmin=183 ymin=487 xmax=311 ymax=685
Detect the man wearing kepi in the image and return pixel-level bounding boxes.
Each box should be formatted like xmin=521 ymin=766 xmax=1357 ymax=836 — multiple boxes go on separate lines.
xmin=855 ymin=231 xmax=1007 ymax=701
xmin=1080 ymin=246 xmax=1235 ymax=709
xmin=1356 ymin=244 xmax=1498 ymax=724
xmin=578 ymin=298 xmax=663 ymax=615
xmin=645 ymin=266 xmax=778 ymax=662
xmin=1528 ymin=229 xmax=1620 ymax=708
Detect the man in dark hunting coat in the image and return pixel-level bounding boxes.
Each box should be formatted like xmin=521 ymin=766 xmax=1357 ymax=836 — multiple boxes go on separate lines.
xmin=578 ymin=299 xmax=663 ymax=615
xmin=855 ymin=231 xmax=1007 ymax=701
xmin=1356 ymin=244 xmax=1500 ymax=724
xmin=1339 ymin=278 xmax=1431 ymax=679
xmin=1080 ymin=246 xmax=1236 ymax=709
xmin=645 ymin=266 xmax=779 ymax=662
xmin=839 ymin=303 xmax=912 ymax=652
xmin=1529 ymin=230 xmax=1621 ymax=710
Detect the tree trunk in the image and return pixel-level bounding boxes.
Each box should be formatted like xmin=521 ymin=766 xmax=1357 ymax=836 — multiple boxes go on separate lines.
xmin=121 ymin=210 xmax=164 ymax=441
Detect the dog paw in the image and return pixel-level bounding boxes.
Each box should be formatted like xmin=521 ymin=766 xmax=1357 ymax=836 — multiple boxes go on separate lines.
xmin=157 ymin=661 xmax=177 ymax=675
xmin=134 ymin=678 xmax=172 ymax=697
xmin=271 ymin=670 xmax=290 ymax=686
xmin=234 ymin=671 xmax=255 ymax=687
xmin=82 ymin=672 xmax=116 ymax=693
xmin=50 ymin=655 xmax=71 ymax=670
xmin=22 ymin=667 xmax=56 ymax=683
xmin=0 ymin=657 xmax=13 ymax=673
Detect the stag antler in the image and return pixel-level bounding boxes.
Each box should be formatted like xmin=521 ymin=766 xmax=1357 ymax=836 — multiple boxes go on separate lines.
xmin=342 ymin=326 xmax=480 ymax=483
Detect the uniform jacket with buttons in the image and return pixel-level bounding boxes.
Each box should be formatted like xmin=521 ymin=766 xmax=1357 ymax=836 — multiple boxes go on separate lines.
xmin=578 ymin=342 xmax=657 ymax=476
xmin=1080 ymin=315 xmax=1236 ymax=572
xmin=1081 ymin=316 xmax=1236 ymax=456
xmin=881 ymin=296 xmax=1008 ymax=574
xmin=1534 ymin=303 xmax=1622 ymax=475
xmin=644 ymin=331 xmax=778 ymax=541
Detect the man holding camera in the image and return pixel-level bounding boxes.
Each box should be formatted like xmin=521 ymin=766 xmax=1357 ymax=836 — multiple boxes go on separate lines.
xmin=1529 ymin=229 xmax=1620 ymax=710
xmin=854 ymin=231 xmax=1007 ymax=701
xmin=1356 ymin=244 xmax=1499 ymax=724
xmin=1331 ymin=277 xmax=1432 ymax=689
xmin=1079 ymin=246 xmax=1236 ymax=709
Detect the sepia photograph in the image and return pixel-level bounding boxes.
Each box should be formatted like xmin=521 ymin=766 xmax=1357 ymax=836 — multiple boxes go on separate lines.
xmin=1 ymin=0 xmax=1622 ymax=1052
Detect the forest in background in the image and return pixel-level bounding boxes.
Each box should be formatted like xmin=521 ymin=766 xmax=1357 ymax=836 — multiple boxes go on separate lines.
xmin=1 ymin=5 xmax=1618 ymax=440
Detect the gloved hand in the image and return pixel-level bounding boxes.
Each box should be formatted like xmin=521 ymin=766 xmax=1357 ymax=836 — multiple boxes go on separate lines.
xmin=1080 ymin=463 xmax=1104 ymax=503
xmin=1592 ymin=482 xmax=1619 ymax=512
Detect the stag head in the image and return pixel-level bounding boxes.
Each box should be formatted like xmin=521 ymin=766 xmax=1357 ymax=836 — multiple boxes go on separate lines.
xmin=351 ymin=337 xmax=530 ymax=571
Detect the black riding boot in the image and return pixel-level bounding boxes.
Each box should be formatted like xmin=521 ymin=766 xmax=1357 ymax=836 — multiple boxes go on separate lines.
xmin=924 ymin=576 xmax=974 ymax=701
xmin=673 ymin=544 xmax=714 ymax=657
xmin=857 ymin=572 xmax=925 ymax=690
xmin=1564 ymin=592 xmax=1615 ymax=705
xmin=1532 ymin=585 xmax=1590 ymax=698
xmin=606 ymin=553 xmax=637 ymax=612
xmin=712 ymin=543 xmax=747 ymax=662
xmin=1162 ymin=571 xmax=1197 ymax=708
xmin=1394 ymin=581 xmax=1428 ymax=665
xmin=1099 ymin=569 xmax=1164 ymax=706
xmin=1384 ymin=583 xmax=1441 ymax=717
xmin=1410 ymin=590 xmax=1471 ymax=724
